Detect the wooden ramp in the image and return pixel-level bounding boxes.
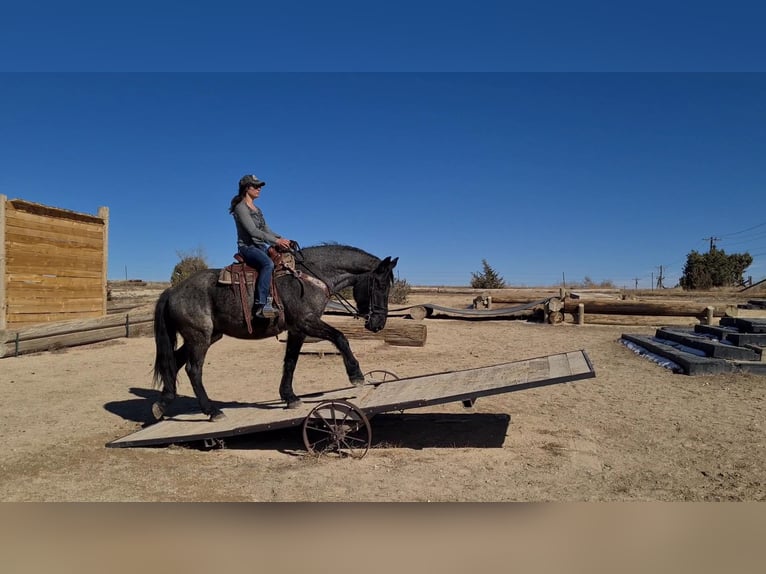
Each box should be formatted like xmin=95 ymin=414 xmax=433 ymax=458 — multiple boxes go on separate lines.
xmin=106 ymin=350 xmax=595 ymax=449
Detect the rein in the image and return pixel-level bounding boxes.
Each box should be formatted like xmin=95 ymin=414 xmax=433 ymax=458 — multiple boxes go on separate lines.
xmin=292 ymin=245 xmax=380 ymax=322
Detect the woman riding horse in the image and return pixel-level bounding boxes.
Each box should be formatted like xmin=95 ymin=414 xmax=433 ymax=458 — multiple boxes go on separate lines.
xmin=152 ymin=243 xmax=398 ymax=422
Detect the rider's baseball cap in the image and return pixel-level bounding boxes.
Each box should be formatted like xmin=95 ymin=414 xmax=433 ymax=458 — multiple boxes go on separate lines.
xmin=239 ymin=174 xmax=265 ymax=189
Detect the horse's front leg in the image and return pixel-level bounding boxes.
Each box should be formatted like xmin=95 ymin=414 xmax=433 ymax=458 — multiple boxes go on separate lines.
xmin=279 ymin=330 xmax=306 ymax=409
xmin=302 ymin=319 xmax=365 ymax=387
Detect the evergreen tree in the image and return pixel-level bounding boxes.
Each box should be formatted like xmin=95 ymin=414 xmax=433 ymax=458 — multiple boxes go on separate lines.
xmin=471 ymin=259 xmax=506 ymax=289
xmin=679 ymin=248 xmax=752 ymax=290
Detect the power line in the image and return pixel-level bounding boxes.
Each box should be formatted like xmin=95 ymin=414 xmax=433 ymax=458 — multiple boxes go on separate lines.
xmin=720 ymin=221 xmax=766 ymax=238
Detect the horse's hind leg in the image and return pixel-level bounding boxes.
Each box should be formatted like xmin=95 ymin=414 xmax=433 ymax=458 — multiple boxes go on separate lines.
xmin=152 ymin=344 xmax=189 ymax=420
xmin=185 ymin=335 xmax=225 ymax=422
xmin=279 ymin=331 xmax=306 ymax=409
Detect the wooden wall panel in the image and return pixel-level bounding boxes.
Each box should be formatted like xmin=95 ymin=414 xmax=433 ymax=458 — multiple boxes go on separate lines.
xmin=2 ymin=195 xmax=109 ymax=328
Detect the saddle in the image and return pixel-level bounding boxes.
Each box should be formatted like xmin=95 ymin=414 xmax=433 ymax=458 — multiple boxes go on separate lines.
xmin=218 ymin=247 xmax=297 ymax=334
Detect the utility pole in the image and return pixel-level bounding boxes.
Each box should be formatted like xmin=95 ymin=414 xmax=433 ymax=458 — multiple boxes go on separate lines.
xmin=633 ymin=277 xmax=640 ymax=290
xmin=656 ymin=265 xmax=665 ymax=289
xmin=702 ymin=236 xmax=720 ymax=253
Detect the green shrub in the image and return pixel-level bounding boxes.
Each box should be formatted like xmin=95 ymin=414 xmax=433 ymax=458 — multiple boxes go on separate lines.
xmin=389 ymin=276 xmax=411 ymax=304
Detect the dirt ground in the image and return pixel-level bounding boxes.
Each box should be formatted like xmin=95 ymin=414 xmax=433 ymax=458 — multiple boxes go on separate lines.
xmin=1 ymin=291 xmax=764 ymax=502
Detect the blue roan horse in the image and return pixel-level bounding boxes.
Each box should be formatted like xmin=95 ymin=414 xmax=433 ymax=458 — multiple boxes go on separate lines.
xmin=152 ymin=244 xmax=398 ymax=421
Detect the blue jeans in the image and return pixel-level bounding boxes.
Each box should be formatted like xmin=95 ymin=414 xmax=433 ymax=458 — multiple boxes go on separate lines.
xmin=239 ymin=244 xmax=274 ymax=304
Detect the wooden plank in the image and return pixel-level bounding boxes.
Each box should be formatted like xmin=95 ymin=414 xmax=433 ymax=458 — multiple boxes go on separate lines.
xmin=98 ymin=206 xmax=108 ymax=315
xmin=5 ymin=219 xmax=104 ymax=241
xmin=5 ymin=230 xmax=103 ymax=250
xmin=566 ymin=350 xmax=592 ymax=376
xmin=547 ymin=353 xmax=573 ymax=379
xmin=725 ymin=306 xmax=766 ymax=319
xmin=6 ymin=311 xmax=103 ymax=326
xmin=0 ymin=194 xmax=6 ymax=330
xmin=0 ymin=325 xmax=126 ymax=357
xmin=6 ymin=211 xmax=104 ymax=234
xmin=568 ymin=313 xmax=699 ymax=326
xmin=8 ymin=269 xmax=103 ymax=281
xmin=358 ymin=352 xmax=590 ymax=412
xmin=6 ymin=210 xmax=104 ymax=234
xmin=7 ymin=283 xmax=103 ymax=296
xmin=7 ymin=244 xmax=104 ymax=269
xmin=6 ymin=203 xmax=105 ymax=229
xmin=8 ymin=299 xmax=104 ymax=313
xmin=0 ymin=305 xmax=153 ymax=342
xmin=7 ymin=199 xmax=105 ymax=224
xmin=6 ymin=255 xmax=104 ymax=272
xmin=0 ymin=319 xmax=153 ymax=357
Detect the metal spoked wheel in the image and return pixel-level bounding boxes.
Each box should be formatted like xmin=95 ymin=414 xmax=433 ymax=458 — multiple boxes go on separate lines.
xmin=302 ymin=400 xmax=372 ymax=459
xmin=363 ymin=369 xmax=400 ymax=384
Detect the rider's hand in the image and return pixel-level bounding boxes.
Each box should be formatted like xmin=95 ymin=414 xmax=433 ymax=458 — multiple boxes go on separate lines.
xmin=275 ymin=237 xmax=292 ymax=250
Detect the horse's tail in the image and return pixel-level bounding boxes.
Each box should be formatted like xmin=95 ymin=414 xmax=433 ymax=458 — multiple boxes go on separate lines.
xmin=153 ymin=289 xmax=177 ymax=390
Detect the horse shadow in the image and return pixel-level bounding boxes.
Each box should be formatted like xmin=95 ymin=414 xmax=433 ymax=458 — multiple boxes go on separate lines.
xmin=227 ymin=412 xmax=511 ymax=452
xmin=103 ymin=387 xmax=271 ymax=427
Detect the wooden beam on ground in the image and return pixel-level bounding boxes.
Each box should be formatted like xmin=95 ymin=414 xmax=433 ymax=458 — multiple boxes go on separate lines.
xmin=323 ymin=316 xmax=427 ymax=347
xmin=562 ymin=299 xmax=720 ymax=317
xmin=566 ymin=313 xmax=699 ymax=326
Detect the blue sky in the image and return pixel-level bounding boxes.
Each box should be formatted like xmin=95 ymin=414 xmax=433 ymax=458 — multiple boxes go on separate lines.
xmin=2 ymin=3 xmax=765 ymax=288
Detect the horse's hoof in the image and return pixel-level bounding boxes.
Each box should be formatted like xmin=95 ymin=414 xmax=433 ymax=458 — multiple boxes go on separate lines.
xmin=209 ymin=411 xmax=226 ymax=422
xmin=351 ymin=377 xmax=366 ymax=387
xmin=151 ymin=402 xmax=165 ymax=421
xmin=286 ymin=398 xmax=303 ymax=409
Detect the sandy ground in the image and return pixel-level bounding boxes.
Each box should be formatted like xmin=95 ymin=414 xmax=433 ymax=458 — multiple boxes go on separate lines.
xmin=1 ymin=292 xmax=764 ymax=501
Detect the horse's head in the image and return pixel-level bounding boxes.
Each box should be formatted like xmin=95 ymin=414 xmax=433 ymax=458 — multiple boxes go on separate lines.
xmin=353 ymin=256 xmax=398 ymax=332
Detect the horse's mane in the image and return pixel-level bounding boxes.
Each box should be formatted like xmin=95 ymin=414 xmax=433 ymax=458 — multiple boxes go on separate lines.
xmin=298 ymin=243 xmax=383 ymax=276
xmin=301 ymin=243 xmax=379 ymax=260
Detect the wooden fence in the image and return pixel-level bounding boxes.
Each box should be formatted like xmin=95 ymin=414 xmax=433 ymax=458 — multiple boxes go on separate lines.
xmin=1 ymin=195 xmax=109 ymax=329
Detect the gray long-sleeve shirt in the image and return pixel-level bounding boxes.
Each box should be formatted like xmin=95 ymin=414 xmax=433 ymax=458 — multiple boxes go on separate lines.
xmin=233 ymin=201 xmax=281 ymax=249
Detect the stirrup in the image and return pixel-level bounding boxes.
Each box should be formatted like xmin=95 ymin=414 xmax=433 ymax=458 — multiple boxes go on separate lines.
xmin=255 ymin=302 xmax=278 ymax=319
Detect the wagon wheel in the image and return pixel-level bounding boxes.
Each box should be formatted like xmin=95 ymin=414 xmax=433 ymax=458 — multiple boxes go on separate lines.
xmin=363 ymin=369 xmax=400 ymax=384
xmin=302 ymin=400 xmax=372 ymax=459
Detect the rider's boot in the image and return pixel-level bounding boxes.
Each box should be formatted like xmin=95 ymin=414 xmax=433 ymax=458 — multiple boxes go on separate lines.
xmin=255 ymin=297 xmax=278 ymax=319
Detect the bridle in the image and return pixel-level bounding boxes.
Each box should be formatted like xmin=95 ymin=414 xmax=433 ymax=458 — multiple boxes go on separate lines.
xmin=292 ymin=244 xmax=387 ymax=323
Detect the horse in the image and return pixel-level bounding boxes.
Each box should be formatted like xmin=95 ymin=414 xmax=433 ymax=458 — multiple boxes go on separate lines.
xmin=151 ymin=244 xmax=398 ymax=422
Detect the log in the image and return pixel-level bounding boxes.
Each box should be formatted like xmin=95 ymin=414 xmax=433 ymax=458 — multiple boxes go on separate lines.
xmin=564 ymin=313 xmax=699 ymax=326
xmin=323 ymin=316 xmax=427 ymax=347
xmin=725 ymin=306 xmax=766 ymax=319
xmin=562 ymin=299 xmax=721 ymax=317
xmin=0 ymin=304 xmax=154 ymax=343
xmin=0 ymin=304 xmax=155 ymax=358
xmin=0 ymin=321 xmax=153 ymax=357
xmin=407 ymin=305 xmax=428 ymax=321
